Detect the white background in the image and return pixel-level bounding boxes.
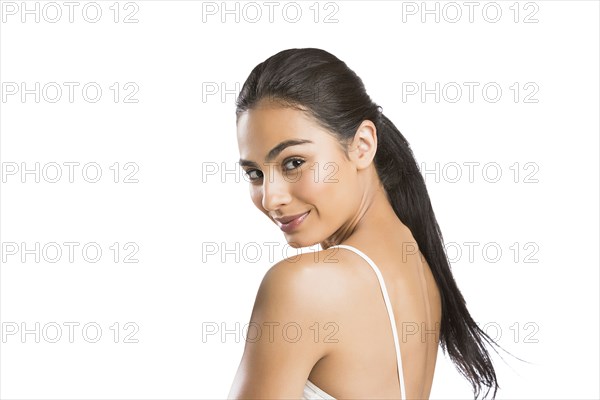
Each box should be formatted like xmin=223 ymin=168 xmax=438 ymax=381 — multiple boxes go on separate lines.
xmin=0 ymin=0 xmax=598 ymax=399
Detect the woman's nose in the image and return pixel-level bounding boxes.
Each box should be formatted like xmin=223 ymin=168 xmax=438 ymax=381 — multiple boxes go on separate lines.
xmin=261 ymin=172 xmax=292 ymax=211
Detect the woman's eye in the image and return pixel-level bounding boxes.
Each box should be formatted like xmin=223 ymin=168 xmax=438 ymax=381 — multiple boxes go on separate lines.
xmin=243 ymin=159 xmax=303 ymax=182
xmin=244 ymin=169 xmax=263 ymax=181
xmin=283 ymin=158 xmax=304 ymax=170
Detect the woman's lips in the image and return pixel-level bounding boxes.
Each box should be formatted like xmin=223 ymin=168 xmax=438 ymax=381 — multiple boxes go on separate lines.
xmin=276 ymin=210 xmax=310 ymax=233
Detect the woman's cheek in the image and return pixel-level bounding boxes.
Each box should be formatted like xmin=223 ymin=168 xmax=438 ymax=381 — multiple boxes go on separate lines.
xmin=297 ymin=164 xmax=329 ymax=200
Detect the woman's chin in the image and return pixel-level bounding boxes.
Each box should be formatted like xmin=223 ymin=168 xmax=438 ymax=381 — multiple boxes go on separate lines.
xmin=284 ymin=237 xmax=305 ymax=249
xmin=284 ymin=235 xmax=320 ymax=250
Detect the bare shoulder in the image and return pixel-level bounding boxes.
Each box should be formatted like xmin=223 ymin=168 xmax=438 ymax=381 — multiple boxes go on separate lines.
xmin=228 ymin=247 xmax=390 ymax=397
xmin=254 ymin=247 xmax=357 ymax=321
xmin=228 ymin=249 xmax=358 ymax=398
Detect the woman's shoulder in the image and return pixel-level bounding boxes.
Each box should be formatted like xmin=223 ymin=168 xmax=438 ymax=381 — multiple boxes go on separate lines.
xmin=268 ymin=247 xmax=361 ymax=284
xmin=255 ymin=247 xmax=361 ymax=317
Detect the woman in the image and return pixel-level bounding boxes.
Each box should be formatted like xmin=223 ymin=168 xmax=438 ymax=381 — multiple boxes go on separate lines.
xmin=228 ymin=48 xmax=502 ymax=399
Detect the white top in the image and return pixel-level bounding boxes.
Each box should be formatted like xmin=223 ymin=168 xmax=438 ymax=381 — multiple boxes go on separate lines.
xmin=302 ymin=244 xmax=407 ymax=399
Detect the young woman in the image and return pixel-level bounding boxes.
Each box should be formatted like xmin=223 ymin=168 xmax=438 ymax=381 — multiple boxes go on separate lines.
xmin=228 ymin=48 xmax=503 ymax=399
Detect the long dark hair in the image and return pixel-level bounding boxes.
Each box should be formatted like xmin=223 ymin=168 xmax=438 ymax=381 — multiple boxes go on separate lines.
xmin=235 ymin=48 xmax=511 ymax=399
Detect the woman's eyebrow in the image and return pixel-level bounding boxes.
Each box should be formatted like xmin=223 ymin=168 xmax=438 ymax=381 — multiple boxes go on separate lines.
xmin=239 ymin=139 xmax=313 ymax=168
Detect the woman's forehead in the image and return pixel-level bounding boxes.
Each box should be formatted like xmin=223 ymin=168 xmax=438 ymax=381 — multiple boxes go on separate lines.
xmin=237 ymin=106 xmax=327 ymax=145
xmin=237 ymin=109 xmax=340 ymax=164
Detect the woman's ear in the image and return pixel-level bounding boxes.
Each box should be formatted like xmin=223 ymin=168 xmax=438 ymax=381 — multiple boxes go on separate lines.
xmin=348 ymin=120 xmax=378 ymax=170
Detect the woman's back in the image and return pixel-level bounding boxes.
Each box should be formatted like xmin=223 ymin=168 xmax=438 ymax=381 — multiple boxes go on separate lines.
xmin=305 ymin=231 xmax=442 ymax=399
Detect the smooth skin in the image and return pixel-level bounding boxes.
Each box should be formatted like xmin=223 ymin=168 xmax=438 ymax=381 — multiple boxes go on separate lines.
xmin=229 ymin=98 xmax=442 ymax=399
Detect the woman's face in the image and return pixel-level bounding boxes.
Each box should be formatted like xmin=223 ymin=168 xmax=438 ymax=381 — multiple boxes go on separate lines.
xmin=236 ymin=101 xmax=368 ymax=248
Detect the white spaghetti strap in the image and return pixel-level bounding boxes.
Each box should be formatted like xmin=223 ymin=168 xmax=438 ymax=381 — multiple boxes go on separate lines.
xmin=331 ymin=244 xmax=407 ymax=400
